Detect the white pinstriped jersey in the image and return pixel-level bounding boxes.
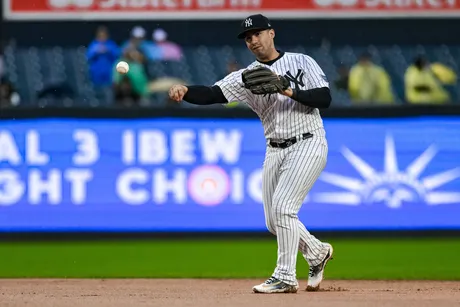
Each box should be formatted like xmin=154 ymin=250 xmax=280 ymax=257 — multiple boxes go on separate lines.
xmin=214 ymin=52 xmax=329 ymax=141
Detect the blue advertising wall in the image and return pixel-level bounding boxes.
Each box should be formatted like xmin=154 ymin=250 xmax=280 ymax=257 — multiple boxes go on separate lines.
xmin=0 ymin=116 xmax=459 ymax=232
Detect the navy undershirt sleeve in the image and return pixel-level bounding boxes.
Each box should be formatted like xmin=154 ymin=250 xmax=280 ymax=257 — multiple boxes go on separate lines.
xmin=182 ymin=85 xmax=228 ymax=105
xmin=291 ymin=87 xmax=331 ymax=109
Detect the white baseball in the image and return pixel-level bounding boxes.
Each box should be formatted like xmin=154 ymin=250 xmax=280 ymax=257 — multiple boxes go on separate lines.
xmin=116 ymin=61 xmax=129 ymax=74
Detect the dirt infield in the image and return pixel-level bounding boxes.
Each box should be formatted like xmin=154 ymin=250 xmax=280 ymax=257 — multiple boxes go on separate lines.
xmin=1 ymin=279 xmax=459 ymax=307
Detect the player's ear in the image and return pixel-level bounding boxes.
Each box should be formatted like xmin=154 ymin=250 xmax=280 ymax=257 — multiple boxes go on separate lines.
xmin=269 ymin=29 xmax=275 ymax=39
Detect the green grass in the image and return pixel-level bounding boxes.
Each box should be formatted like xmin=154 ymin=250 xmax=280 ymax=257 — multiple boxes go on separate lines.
xmin=0 ymin=238 xmax=459 ymax=280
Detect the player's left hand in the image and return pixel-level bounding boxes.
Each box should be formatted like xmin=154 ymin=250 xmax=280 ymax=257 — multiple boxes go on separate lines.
xmin=242 ymin=66 xmax=291 ymax=95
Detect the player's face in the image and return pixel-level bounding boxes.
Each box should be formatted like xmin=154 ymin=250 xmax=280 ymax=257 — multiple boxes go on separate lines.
xmin=244 ymin=29 xmax=274 ymax=59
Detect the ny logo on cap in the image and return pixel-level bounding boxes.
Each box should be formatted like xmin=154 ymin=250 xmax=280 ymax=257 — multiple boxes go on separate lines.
xmin=245 ymin=18 xmax=253 ymax=27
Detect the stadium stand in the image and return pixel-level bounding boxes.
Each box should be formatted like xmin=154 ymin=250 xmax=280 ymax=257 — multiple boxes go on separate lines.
xmin=2 ymin=44 xmax=459 ymax=108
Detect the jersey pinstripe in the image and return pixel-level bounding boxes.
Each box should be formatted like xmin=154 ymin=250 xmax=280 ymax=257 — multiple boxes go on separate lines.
xmin=214 ymin=52 xmax=329 ymax=140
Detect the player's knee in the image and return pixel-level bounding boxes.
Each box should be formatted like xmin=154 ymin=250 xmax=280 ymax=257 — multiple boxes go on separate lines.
xmin=271 ymin=201 xmax=298 ymax=226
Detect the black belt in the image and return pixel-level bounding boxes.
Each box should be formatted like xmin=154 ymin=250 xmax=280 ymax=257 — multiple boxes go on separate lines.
xmin=268 ymin=133 xmax=313 ymax=149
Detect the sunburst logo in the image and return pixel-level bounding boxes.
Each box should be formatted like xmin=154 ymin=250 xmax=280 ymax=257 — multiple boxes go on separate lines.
xmin=315 ymin=134 xmax=460 ymax=209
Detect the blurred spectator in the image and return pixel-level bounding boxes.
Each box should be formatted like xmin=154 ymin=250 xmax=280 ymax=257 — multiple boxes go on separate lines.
xmin=0 ymin=77 xmax=21 ymax=107
xmin=114 ymin=76 xmax=141 ymax=107
xmin=404 ymin=56 xmax=451 ymax=104
xmin=430 ymin=62 xmax=457 ymax=85
xmin=113 ymin=48 xmax=149 ymax=103
xmin=348 ymin=52 xmax=395 ymax=104
xmin=150 ymin=28 xmax=182 ymax=61
xmin=144 ymin=29 xmax=188 ymax=99
xmin=430 ymin=61 xmax=458 ymax=102
xmin=334 ymin=65 xmax=349 ymax=91
xmin=122 ymin=26 xmax=151 ymax=62
xmin=87 ymin=26 xmax=120 ymax=102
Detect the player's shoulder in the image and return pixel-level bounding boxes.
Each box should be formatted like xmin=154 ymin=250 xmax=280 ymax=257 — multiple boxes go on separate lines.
xmin=289 ymin=51 xmax=319 ymax=62
xmin=282 ymin=51 xmax=320 ymax=66
xmin=283 ymin=51 xmax=304 ymax=57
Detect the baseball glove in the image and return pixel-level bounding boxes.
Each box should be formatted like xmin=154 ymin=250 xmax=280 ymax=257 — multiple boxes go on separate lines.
xmin=242 ymin=66 xmax=291 ymax=95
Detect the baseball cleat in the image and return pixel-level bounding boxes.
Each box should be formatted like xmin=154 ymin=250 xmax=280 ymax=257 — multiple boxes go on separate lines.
xmin=253 ymin=276 xmax=299 ymax=294
xmin=306 ymin=243 xmax=334 ymax=292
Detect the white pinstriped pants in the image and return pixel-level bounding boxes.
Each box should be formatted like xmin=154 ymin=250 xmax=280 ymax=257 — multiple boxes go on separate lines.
xmin=262 ymin=133 xmax=330 ymax=285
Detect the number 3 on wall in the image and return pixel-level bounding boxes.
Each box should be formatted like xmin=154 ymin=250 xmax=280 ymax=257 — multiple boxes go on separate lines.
xmin=72 ymin=130 xmax=100 ymax=166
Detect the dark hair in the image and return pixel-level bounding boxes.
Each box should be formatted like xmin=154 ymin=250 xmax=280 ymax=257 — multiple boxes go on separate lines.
xmin=414 ymin=55 xmax=427 ymax=69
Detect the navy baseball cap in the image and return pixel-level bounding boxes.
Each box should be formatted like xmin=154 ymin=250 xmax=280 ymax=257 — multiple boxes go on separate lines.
xmin=237 ymin=14 xmax=273 ymax=39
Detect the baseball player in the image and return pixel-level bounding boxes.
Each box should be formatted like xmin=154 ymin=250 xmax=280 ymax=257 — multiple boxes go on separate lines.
xmin=169 ymin=14 xmax=333 ymax=294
